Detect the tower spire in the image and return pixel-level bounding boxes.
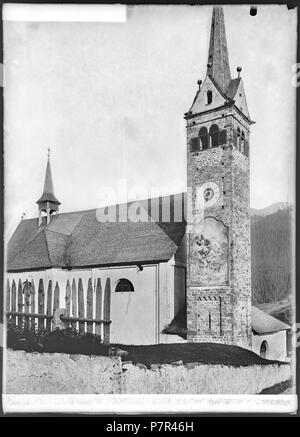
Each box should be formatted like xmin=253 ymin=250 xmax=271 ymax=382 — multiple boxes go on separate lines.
xmin=37 ymin=149 xmax=60 ymax=226
xmin=206 ymin=6 xmax=231 ymax=93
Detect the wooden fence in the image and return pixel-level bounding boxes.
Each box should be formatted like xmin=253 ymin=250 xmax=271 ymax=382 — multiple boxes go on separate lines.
xmin=6 ymin=276 xmax=111 ymax=344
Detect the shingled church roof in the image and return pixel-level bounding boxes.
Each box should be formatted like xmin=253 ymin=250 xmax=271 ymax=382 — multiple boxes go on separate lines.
xmin=7 ymin=194 xmax=186 ymax=272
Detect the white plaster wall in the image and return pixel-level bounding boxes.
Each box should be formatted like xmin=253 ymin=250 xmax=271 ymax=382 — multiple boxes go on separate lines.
xmin=232 ymin=79 xmax=250 ymax=119
xmin=252 ymin=331 xmax=287 ymax=362
xmin=7 ymin=265 xmax=161 ymax=345
xmin=191 ymin=76 xmax=226 ymax=114
xmin=6 ymin=260 xmax=182 ymax=346
xmin=158 ymin=260 xmax=174 ymax=338
xmin=99 ymin=265 xmax=158 ymax=345
xmin=158 ymin=260 xmax=186 ymax=340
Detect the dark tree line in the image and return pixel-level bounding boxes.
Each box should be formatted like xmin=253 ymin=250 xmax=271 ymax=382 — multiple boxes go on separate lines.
xmin=251 ymin=207 xmax=292 ymax=304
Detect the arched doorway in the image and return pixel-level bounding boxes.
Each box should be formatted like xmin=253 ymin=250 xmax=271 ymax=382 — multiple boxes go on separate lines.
xmin=260 ymin=340 xmax=269 ymax=359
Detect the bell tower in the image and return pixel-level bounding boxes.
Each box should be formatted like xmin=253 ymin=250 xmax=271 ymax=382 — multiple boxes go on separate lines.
xmin=37 ymin=148 xmax=61 ymax=226
xmin=185 ymin=6 xmax=254 ymax=348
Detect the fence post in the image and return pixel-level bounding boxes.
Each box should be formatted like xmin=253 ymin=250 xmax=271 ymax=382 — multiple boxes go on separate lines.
xmin=30 ymin=280 xmax=36 ymax=327
xmin=46 ymin=280 xmax=52 ymax=331
xmin=17 ymin=279 xmax=23 ymax=327
xmin=11 ymin=280 xmax=16 ymax=325
xmin=38 ymin=279 xmax=45 ymax=330
xmin=71 ymin=278 xmax=77 ymax=330
xmin=78 ymin=278 xmax=85 ymax=333
xmin=6 ymin=279 xmax=11 ymax=326
xmin=86 ymin=278 xmax=93 ymax=334
xmin=95 ymin=278 xmax=102 ymax=337
xmin=6 ymin=279 xmax=10 ymax=313
xmin=53 ymin=281 xmax=60 ymax=313
xmin=65 ymin=279 xmax=71 ymax=317
xmin=103 ymin=278 xmax=111 ymax=345
xmin=24 ymin=280 xmax=30 ymax=328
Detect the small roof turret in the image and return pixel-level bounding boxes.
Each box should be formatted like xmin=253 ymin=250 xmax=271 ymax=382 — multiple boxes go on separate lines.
xmin=37 ymin=148 xmax=60 ymax=207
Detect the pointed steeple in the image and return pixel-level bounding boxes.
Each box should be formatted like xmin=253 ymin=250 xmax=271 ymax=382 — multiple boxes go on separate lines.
xmin=37 ymin=149 xmax=60 ymax=226
xmin=206 ymin=6 xmax=231 ymax=93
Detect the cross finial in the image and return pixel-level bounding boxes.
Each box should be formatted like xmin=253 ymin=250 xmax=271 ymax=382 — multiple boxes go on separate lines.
xmin=47 ymin=147 xmax=51 ymax=159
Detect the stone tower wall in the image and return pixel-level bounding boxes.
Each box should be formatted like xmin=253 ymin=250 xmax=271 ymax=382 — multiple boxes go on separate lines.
xmin=186 ymin=108 xmax=251 ymax=348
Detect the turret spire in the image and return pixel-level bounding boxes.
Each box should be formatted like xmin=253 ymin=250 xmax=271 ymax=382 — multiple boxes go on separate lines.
xmin=206 ymin=6 xmax=231 ymax=93
xmin=37 ymin=149 xmax=60 ymax=226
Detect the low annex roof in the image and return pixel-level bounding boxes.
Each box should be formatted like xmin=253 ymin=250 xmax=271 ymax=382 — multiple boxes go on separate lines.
xmin=252 ymin=306 xmax=290 ymax=334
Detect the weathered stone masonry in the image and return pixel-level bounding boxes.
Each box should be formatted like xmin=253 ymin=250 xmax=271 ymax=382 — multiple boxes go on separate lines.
xmin=186 ymin=111 xmax=252 ymax=348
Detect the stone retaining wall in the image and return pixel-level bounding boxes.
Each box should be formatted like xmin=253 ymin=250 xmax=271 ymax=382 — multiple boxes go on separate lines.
xmin=5 ymin=350 xmax=121 ymax=394
xmin=5 ymin=350 xmax=291 ymax=394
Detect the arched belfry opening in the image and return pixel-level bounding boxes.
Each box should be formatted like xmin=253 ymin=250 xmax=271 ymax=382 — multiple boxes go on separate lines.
xmin=199 ymin=126 xmax=209 ymax=149
xmin=209 ymin=124 xmax=219 ymax=147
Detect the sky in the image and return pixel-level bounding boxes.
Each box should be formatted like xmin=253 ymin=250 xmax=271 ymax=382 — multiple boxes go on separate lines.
xmin=3 ymin=4 xmax=297 ymax=240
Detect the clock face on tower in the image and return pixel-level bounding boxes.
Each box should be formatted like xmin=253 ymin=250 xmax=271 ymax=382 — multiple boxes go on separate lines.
xmin=201 ymin=181 xmax=220 ymax=208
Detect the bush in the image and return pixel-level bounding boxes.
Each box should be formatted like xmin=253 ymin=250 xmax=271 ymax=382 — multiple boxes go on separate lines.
xmin=6 ymin=324 xmax=109 ymax=356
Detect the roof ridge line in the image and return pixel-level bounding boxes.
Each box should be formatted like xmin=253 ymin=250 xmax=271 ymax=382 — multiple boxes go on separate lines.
xmin=18 ymin=192 xmax=188 ymax=223
xmin=32 ymin=192 xmax=187 ymax=218
xmin=40 ymin=229 xmax=53 ymax=266
xmin=208 ymin=74 xmax=232 ymax=101
xmin=44 ymin=228 xmax=72 ymax=238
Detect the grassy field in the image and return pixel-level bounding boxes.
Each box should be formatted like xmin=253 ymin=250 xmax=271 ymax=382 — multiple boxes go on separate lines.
xmin=7 ymin=325 xmax=282 ymax=368
xmin=117 ymin=342 xmax=281 ymax=368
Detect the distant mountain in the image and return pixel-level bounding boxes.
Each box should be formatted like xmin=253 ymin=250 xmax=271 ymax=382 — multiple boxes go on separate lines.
xmin=251 ymin=204 xmax=292 ymax=305
xmin=250 ymin=202 xmax=291 ymax=217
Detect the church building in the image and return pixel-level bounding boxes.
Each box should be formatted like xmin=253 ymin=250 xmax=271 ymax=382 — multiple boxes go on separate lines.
xmin=6 ymin=7 xmax=290 ymax=361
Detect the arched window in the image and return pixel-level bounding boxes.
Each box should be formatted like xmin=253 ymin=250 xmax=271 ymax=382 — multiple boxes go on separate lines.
xmin=237 ymin=127 xmax=241 ymax=151
xmin=207 ymin=90 xmax=213 ymax=105
xmin=241 ymin=131 xmax=245 ymax=154
xmin=115 ymin=279 xmax=134 ymax=292
xmin=209 ymin=124 xmax=219 ymax=148
xmin=260 ymin=340 xmax=269 ymax=359
xmin=199 ymin=126 xmax=209 ymax=150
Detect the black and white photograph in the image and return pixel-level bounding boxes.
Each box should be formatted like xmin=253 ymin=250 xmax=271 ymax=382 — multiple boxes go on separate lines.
xmin=2 ymin=3 xmax=298 ymax=415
